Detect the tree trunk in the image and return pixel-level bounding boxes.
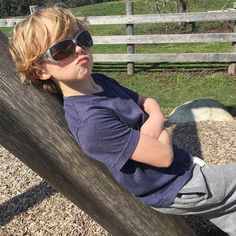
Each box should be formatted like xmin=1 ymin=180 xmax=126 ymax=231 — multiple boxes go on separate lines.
xmin=0 ymin=31 xmax=196 ymax=236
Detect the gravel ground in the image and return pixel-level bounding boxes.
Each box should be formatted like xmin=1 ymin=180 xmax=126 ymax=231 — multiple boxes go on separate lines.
xmin=1 ymin=119 xmax=235 ymax=236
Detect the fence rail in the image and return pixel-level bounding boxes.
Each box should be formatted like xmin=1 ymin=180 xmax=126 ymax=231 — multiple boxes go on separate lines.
xmin=93 ymin=33 xmax=236 ymax=44
xmin=93 ymin=53 xmax=236 ymax=63
xmin=1 ymin=11 xmax=236 ymax=27
xmin=86 ymin=11 xmax=236 ymax=25
xmin=1 ymin=2 xmax=236 ymax=74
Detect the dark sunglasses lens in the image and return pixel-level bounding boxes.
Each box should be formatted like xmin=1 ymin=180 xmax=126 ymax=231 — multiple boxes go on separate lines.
xmin=75 ymin=31 xmax=93 ymax=48
xmin=50 ymin=40 xmax=75 ymax=61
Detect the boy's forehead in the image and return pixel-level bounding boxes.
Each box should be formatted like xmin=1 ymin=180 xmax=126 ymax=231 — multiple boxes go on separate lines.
xmin=42 ymin=17 xmax=78 ymax=38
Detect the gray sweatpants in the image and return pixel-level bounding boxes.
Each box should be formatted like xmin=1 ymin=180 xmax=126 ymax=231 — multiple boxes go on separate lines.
xmin=154 ymin=162 xmax=236 ymax=236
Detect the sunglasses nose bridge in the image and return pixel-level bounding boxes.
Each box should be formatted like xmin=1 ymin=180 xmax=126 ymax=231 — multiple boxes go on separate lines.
xmin=72 ymin=37 xmax=83 ymax=49
xmin=72 ymin=38 xmax=77 ymax=44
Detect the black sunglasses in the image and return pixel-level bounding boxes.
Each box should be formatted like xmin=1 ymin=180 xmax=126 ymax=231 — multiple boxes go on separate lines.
xmin=41 ymin=30 xmax=93 ymax=63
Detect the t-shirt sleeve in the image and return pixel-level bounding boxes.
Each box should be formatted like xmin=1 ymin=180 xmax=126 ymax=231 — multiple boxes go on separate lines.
xmin=76 ymin=110 xmax=140 ymax=171
xmin=101 ymin=74 xmax=139 ymax=103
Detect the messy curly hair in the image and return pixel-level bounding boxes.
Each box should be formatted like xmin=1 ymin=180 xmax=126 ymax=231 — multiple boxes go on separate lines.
xmin=9 ymin=6 xmax=87 ymax=94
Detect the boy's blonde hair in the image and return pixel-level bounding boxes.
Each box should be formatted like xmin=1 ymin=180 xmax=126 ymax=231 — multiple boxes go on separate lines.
xmin=9 ymin=7 xmax=87 ymax=94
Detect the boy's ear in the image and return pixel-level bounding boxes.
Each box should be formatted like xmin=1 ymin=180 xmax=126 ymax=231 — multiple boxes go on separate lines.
xmin=34 ymin=66 xmax=51 ymax=81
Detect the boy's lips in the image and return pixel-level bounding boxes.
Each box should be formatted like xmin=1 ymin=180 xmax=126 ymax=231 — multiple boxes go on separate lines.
xmin=77 ymin=55 xmax=89 ymax=65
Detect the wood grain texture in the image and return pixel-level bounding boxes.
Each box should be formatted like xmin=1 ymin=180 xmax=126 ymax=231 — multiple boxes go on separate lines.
xmin=0 ymin=31 xmax=196 ymax=235
xmin=93 ymin=33 xmax=236 ymax=44
xmin=126 ymin=1 xmax=134 ymax=75
xmin=93 ymin=53 xmax=236 ymax=62
xmin=1 ymin=11 xmax=236 ymax=27
xmin=85 ymin=11 xmax=236 ymax=24
xmin=228 ymin=4 xmax=236 ymax=75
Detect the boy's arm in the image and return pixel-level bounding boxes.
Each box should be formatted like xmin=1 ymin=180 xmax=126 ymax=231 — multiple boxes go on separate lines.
xmin=133 ymin=95 xmax=173 ymax=167
xmin=131 ymin=129 xmax=174 ymax=168
xmin=138 ymin=95 xmax=165 ymax=139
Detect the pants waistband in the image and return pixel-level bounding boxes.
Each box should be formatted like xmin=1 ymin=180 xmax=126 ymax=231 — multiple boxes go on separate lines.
xmin=191 ymin=156 xmax=205 ymax=167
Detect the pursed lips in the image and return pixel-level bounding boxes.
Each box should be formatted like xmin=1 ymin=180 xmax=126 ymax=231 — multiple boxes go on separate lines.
xmin=77 ymin=55 xmax=90 ymax=65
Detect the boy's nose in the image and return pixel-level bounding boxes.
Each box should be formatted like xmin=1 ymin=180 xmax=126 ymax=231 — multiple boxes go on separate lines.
xmin=74 ymin=44 xmax=85 ymax=55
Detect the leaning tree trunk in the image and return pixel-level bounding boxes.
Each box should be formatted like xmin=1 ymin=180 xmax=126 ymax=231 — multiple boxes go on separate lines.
xmin=0 ymin=31 xmax=196 ymax=236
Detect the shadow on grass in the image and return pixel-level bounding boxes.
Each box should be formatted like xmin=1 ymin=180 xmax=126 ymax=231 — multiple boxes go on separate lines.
xmin=93 ymin=62 xmax=228 ymax=73
xmin=0 ymin=181 xmax=57 ymax=226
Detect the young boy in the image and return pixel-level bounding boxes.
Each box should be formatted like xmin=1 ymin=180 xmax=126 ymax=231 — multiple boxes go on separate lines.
xmin=9 ymin=6 xmax=236 ymax=235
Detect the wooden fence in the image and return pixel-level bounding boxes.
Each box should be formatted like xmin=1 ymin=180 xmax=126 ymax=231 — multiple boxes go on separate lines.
xmin=1 ymin=2 xmax=236 ymax=75
xmin=91 ymin=1 xmax=236 ymax=75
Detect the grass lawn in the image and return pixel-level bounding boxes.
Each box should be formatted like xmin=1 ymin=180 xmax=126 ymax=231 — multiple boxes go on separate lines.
xmin=0 ymin=27 xmax=12 ymax=36
xmin=93 ymin=68 xmax=236 ymax=116
xmin=1 ymin=0 xmax=235 ymax=114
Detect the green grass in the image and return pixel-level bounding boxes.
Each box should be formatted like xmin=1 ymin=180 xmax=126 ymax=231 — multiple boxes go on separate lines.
xmin=72 ymin=1 xmax=126 ymax=16
xmin=72 ymin=0 xmax=236 ymax=16
xmin=100 ymin=70 xmax=236 ymax=115
xmin=0 ymin=27 xmax=12 ymax=36
xmin=92 ymin=42 xmax=232 ymax=54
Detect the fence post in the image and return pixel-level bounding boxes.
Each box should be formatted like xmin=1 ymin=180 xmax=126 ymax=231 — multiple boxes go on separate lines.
xmin=228 ymin=2 xmax=236 ymax=75
xmin=126 ymin=0 xmax=134 ymax=75
xmin=29 ymin=5 xmax=38 ymax=14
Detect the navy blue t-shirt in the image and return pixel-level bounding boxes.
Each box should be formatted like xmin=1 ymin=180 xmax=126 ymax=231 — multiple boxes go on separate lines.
xmin=63 ymin=73 xmax=192 ymax=207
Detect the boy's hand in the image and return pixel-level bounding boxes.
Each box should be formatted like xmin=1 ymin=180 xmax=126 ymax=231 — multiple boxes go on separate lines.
xmin=138 ymin=95 xmax=165 ymax=139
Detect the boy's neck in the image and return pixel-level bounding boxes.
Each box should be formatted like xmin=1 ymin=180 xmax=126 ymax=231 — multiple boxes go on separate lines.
xmin=59 ymin=75 xmax=103 ymax=96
